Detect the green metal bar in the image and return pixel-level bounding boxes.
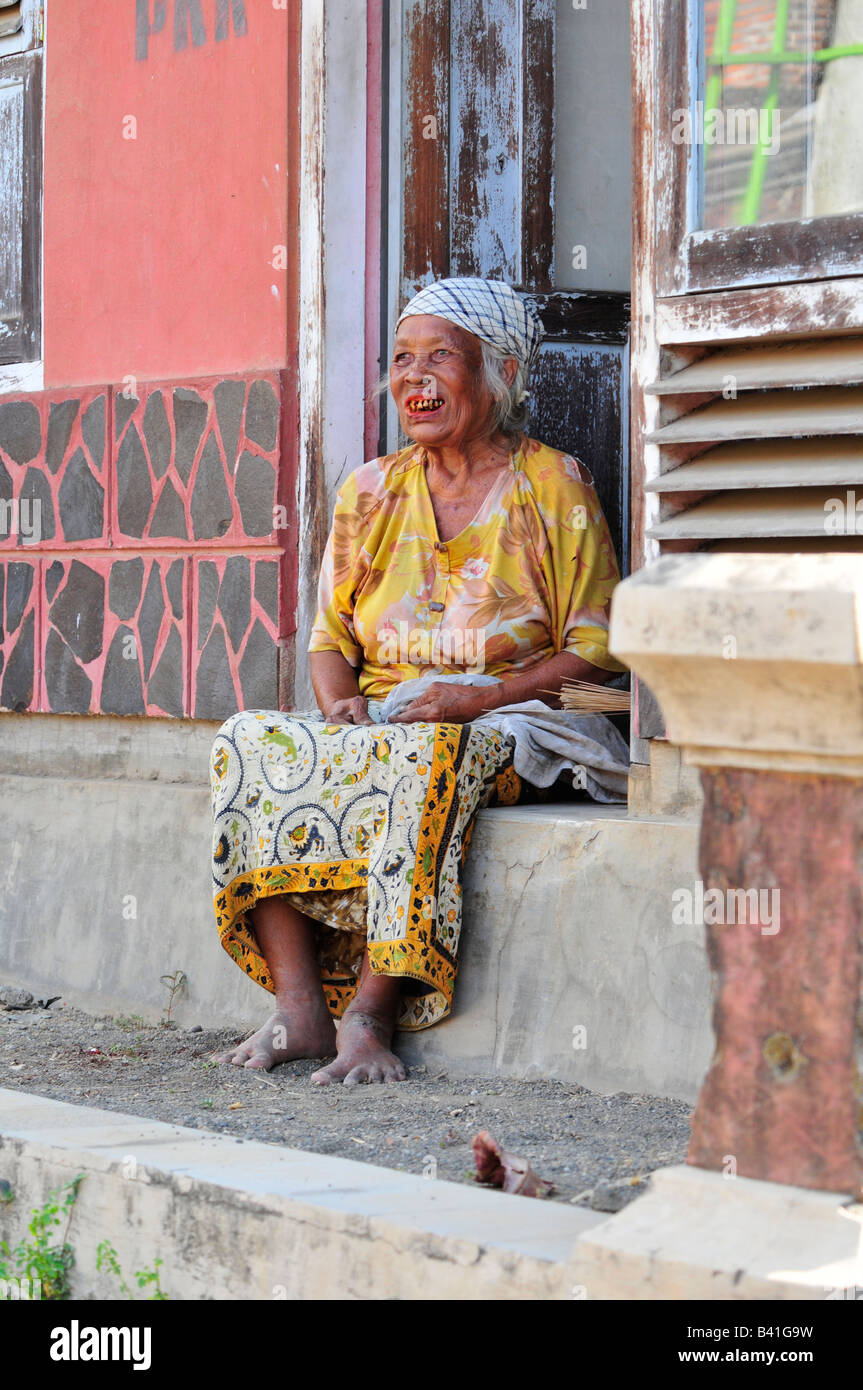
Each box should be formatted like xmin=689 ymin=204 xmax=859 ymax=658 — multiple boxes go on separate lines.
xmin=739 ymin=0 xmax=789 ymax=224
xmin=706 ymin=42 xmax=863 ymax=66
xmin=704 ymin=0 xmax=739 ymax=126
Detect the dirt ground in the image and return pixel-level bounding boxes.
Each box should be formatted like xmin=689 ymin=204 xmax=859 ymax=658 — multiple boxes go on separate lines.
xmin=0 ymin=999 xmax=692 ymax=1212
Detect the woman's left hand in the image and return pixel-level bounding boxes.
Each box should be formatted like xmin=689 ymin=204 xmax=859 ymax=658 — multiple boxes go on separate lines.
xmin=396 ymin=682 xmax=495 ymax=725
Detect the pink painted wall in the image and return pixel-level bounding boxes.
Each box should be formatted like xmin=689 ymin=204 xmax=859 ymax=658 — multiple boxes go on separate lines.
xmin=43 ymin=0 xmax=288 ymax=389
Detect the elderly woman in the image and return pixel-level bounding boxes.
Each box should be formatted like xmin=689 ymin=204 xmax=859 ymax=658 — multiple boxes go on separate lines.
xmin=211 ymin=277 xmax=624 ymax=1086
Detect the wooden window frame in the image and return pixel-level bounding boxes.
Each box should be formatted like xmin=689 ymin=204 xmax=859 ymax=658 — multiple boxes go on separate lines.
xmin=655 ymin=0 xmax=863 ymax=298
xmin=0 ymin=47 xmax=42 ymax=366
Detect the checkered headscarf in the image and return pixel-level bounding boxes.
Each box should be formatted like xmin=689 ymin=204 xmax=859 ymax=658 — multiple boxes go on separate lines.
xmin=396 ymin=278 xmax=545 ymax=386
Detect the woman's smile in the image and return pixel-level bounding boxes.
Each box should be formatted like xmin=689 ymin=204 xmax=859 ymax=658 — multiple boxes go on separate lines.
xmin=404 ymin=393 xmax=446 ymax=419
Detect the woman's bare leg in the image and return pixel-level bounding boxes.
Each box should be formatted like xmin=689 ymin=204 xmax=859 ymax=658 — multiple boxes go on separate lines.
xmin=310 ymin=952 xmax=407 ymax=1087
xmin=216 ymin=897 xmax=336 ymax=1070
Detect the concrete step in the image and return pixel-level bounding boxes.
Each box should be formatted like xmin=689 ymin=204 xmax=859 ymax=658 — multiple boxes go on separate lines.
xmin=0 ymin=1088 xmax=606 ymax=1300
xmin=0 ymin=715 xmax=709 ymax=1101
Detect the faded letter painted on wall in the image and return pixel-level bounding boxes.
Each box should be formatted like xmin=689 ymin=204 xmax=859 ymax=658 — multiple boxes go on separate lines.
xmin=135 ymin=0 xmax=248 ymax=62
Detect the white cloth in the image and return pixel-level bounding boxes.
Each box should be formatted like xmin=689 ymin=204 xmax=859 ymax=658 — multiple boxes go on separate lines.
xmin=397 ymin=277 xmax=545 ymax=378
xmin=366 ymin=672 xmax=629 ymax=805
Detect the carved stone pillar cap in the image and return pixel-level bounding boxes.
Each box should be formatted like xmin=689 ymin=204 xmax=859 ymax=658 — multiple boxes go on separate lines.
xmin=610 ymin=552 xmax=863 ymax=775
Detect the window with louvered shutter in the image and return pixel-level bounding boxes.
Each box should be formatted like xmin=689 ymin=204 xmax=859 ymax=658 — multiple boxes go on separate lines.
xmin=631 ymin=0 xmax=863 ymax=784
xmin=638 ymin=1 xmax=863 ymax=561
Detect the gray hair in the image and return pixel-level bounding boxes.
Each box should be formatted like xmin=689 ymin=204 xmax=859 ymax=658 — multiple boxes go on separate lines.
xmin=368 ymin=341 xmax=531 ymax=438
xmin=479 ymin=339 xmax=531 ymax=437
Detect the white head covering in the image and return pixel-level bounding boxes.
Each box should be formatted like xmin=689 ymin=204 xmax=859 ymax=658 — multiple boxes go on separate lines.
xmin=396 ymin=277 xmax=545 ymax=402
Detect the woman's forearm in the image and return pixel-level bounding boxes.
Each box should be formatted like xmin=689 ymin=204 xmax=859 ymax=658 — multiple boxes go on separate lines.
xmin=310 ymin=650 xmax=364 ymax=714
xmin=477 ymin=650 xmax=617 ymax=713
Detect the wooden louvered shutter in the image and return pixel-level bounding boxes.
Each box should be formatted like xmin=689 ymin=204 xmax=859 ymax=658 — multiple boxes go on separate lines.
xmin=0 ymin=3 xmax=22 ymax=40
xmin=0 ymin=0 xmax=38 ymax=55
xmin=644 ymin=338 xmax=863 ymax=550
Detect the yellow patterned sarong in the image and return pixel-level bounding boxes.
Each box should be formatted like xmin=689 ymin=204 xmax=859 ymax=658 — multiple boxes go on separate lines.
xmin=210 ymin=712 xmax=516 ymax=1030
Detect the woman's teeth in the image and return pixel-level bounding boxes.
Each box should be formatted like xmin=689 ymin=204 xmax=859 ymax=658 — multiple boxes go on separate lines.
xmin=408 ymin=398 xmax=444 ymax=413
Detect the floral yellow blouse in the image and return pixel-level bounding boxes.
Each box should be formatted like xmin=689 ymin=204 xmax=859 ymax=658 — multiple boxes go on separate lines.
xmin=308 ymin=436 xmax=625 ymax=700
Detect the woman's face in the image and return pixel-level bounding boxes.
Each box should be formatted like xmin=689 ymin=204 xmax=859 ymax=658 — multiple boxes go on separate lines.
xmin=390 ymin=315 xmax=506 ymax=449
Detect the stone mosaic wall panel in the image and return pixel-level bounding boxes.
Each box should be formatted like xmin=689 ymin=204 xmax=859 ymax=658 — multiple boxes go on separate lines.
xmin=0 ymin=372 xmax=291 ymax=719
xmin=0 ymin=559 xmax=40 ymax=712
xmin=113 ymin=377 xmax=281 ymax=546
xmin=192 ymin=555 xmax=279 ymax=719
xmin=0 ymin=392 xmax=109 ymax=551
xmin=40 ymin=556 xmax=190 ymax=718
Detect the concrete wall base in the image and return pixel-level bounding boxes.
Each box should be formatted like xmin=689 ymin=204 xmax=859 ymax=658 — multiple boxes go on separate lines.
xmin=572 ymin=1164 xmax=863 ymax=1300
xmin=3 ymin=1092 xmax=852 ymax=1301
xmin=0 ymin=1089 xmax=605 ymax=1301
xmin=0 ymin=716 xmax=709 ymax=1100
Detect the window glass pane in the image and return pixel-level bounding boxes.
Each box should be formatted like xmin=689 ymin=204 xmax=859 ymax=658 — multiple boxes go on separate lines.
xmin=694 ymin=0 xmax=863 ymax=229
xmin=554 ymin=0 xmax=631 ymax=290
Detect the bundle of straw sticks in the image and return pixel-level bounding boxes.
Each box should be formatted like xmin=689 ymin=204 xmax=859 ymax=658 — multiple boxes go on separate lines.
xmin=556 ymin=679 xmax=630 ymax=714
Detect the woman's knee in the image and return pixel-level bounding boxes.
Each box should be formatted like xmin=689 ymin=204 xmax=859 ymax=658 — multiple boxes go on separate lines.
xmin=212 ymin=709 xmax=258 ymax=751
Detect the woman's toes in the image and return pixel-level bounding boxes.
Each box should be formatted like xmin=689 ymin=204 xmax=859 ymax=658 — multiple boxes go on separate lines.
xmin=343 ymin=1063 xmax=375 ymax=1087
xmin=243 ymin=1052 xmax=271 ymax=1070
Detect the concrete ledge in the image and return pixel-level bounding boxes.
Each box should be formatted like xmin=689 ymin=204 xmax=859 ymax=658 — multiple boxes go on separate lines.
xmin=3 ymin=1092 xmax=851 ymax=1301
xmin=0 ymin=715 xmax=709 ymax=1100
xmin=571 ymin=1164 xmax=863 ymax=1300
xmin=403 ymin=804 xmax=709 ymax=1100
xmin=0 ymin=1089 xmax=606 ymax=1301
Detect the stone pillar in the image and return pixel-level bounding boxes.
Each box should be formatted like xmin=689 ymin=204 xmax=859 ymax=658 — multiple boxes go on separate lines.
xmin=611 ymin=553 xmax=863 ymax=1197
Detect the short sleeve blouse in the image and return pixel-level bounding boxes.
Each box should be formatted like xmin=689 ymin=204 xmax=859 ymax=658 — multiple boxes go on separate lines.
xmin=308 ymin=436 xmax=625 ymax=701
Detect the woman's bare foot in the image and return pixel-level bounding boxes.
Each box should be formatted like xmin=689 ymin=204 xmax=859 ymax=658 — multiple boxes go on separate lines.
xmin=216 ymin=999 xmax=336 ymax=1071
xmin=310 ymin=1010 xmax=407 ymax=1087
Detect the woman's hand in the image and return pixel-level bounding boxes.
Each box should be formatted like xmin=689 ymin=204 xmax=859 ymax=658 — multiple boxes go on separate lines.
xmin=396 ymin=682 xmax=495 ymax=725
xmin=323 ymin=695 xmax=374 ymax=725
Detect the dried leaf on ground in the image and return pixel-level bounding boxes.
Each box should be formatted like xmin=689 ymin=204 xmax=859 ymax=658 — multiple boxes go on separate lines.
xmin=471 ymin=1129 xmax=555 ymax=1198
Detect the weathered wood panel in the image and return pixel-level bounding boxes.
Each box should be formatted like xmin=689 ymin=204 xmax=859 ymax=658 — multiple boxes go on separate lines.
xmin=630 ymin=0 xmax=664 ymax=572
xmin=528 ymin=341 xmax=627 ymax=572
xmin=657 ymin=276 xmax=863 ymax=346
xmin=401 ymin=0 xmax=450 ymax=297
xmin=449 ymin=0 xmax=521 ymax=282
xmin=522 ymin=0 xmax=555 ymax=290
xmin=526 ymin=290 xmax=629 ymax=344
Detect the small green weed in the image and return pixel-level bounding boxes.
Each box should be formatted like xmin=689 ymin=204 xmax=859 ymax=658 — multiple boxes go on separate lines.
xmin=0 ymin=1175 xmax=82 ymax=1300
xmin=96 ymin=1241 xmax=168 ymax=1301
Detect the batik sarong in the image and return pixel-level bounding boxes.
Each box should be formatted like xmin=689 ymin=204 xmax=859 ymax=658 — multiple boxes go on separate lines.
xmin=211 ymin=711 xmax=516 ymax=1030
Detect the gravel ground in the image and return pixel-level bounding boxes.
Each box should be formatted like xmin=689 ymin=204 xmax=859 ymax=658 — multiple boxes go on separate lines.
xmin=0 ymin=999 xmax=692 ymax=1212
